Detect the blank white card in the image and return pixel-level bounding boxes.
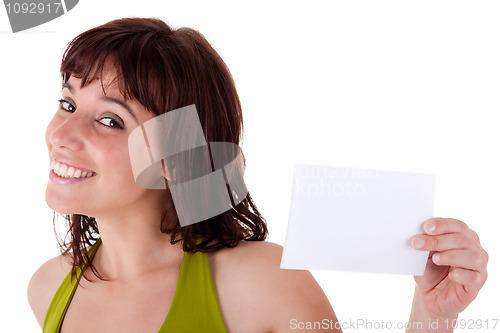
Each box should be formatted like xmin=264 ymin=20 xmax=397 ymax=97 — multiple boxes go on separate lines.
xmin=280 ymin=164 xmax=434 ymax=276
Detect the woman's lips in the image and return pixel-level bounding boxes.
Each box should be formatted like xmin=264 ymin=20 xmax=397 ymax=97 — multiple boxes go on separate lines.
xmin=49 ymin=169 xmax=96 ymax=185
xmin=50 ymin=155 xmax=97 ymax=178
xmin=48 ymin=154 xmax=97 ymax=184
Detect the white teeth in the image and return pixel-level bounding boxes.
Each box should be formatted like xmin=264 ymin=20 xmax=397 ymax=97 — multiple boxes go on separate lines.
xmin=51 ymin=159 xmax=95 ymax=179
xmin=60 ymin=164 xmax=67 ymax=175
xmin=54 ymin=162 xmax=61 ymax=174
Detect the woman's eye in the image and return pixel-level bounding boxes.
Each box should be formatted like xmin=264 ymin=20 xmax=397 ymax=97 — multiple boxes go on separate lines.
xmin=98 ymin=116 xmax=124 ymax=130
xmin=58 ymin=99 xmax=76 ymax=112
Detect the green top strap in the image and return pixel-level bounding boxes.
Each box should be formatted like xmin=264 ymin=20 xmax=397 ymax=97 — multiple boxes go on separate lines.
xmin=43 ymin=238 xmax=227 ymax=332
xmin=43 ymin=238 xmax=102 ymax=333
xmin=159 ymin=248 xmax=227 ymax=332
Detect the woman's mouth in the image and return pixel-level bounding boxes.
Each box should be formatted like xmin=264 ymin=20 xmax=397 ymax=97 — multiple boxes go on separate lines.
xmin=51 ymin=159 xmax=97 ymax=179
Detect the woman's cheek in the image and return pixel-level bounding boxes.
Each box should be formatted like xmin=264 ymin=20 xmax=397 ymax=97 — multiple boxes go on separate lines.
xmin=96 ymin=138 xmax=134 ymax=177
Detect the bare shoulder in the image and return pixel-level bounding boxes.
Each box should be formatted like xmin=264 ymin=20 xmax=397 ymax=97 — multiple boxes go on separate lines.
xmin=213 ymin=238 xmax=284 ymax=265
xmin=211 ymin=240 xmax=341 ymax=333
xmin=27 ymin=253 xmax=73 ymax=328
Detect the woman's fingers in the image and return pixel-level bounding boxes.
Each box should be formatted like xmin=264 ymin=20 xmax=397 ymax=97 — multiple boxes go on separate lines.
xmin=412 ymin=217 xmax=489 ymax=317
xmin=421 ymin=218 xmax=471 ymax=236
xmin=431 ymin=249 xmax=486 ymax=272
xmin=449 ymin=267 xmax=488 ymax=291
xmin=412 ymin=218 xmax=483 ymax=253
xmin=411 ymin=217 xmax=489 ymax=283
xmin=412 ymin=232 xmax=474 ymax=252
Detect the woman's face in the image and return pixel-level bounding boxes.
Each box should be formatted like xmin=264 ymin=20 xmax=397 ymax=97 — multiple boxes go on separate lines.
xmin=45 ymin=70 xmax=166 ymax=218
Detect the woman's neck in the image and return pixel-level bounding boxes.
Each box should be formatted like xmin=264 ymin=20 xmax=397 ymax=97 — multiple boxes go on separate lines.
xmin=89 ymin=196 xmax=183 ymax=282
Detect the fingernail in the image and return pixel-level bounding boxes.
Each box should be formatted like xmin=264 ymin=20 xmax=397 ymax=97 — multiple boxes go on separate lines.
xmin=412 ymin=236 xmax=425 ymax=249
xmin=433 ymin=253 xmax=440 ymax=263
xmin=424 ymin=222 xmax=435 ymax=234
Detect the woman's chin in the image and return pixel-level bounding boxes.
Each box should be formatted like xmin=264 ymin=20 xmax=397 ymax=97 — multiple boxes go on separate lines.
xmin=45 ymin=191 xmax=86 ymax=215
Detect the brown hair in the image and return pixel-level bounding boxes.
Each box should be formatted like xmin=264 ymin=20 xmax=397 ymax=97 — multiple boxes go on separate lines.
xmin=56 ymin=17 xmax=268 ymax=279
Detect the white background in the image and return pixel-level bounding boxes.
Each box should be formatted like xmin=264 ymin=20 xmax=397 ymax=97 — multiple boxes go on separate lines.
xmin=1 ymin=1 xmax=499 ymax=332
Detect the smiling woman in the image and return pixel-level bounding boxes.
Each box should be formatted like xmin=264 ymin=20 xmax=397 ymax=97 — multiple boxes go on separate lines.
xmin=47 ymin=17 xmax=272 ymax=271
xmin=27 ymin=17 xmax=341 ymax=333
xmin=27 ymin=17 xmax=488 ymax=333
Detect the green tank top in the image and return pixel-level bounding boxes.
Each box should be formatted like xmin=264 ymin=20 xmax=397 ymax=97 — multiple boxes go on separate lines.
xmin=43 ymin=239 xmax=228 ymax=332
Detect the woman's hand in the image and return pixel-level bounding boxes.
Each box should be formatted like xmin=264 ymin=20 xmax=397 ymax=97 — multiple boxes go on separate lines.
xmin=411 ymin=217 xmax=488 ymax=319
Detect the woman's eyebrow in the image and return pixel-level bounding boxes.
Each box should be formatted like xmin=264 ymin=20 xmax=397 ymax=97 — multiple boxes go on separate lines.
xmin=62 ymin=82 xmax=73 ymax=93
xmin=100 ymin=96 xmax=139 ymax=123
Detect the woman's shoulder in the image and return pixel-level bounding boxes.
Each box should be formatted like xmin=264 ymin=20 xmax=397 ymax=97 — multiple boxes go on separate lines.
xmin=213 ymin=239 xmax=318 ymax=291
xmin=210 ymin=240 xmax=339 ymax=332
xmin=27 ymin=253 xmax=73 ymax=328
xmin=213 ymin=238 xmax=284 ymax=263
xmin=210 ymin=239 xmax=287 ymax=284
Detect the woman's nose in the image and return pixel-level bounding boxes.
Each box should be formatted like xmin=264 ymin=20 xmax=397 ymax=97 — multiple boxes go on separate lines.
xmin=47 ymin=113 xmax=86 ymax=151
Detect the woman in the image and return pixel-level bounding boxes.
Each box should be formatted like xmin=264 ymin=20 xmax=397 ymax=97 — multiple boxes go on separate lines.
xmin=28 ymin=17 xmax=488 ymax=332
